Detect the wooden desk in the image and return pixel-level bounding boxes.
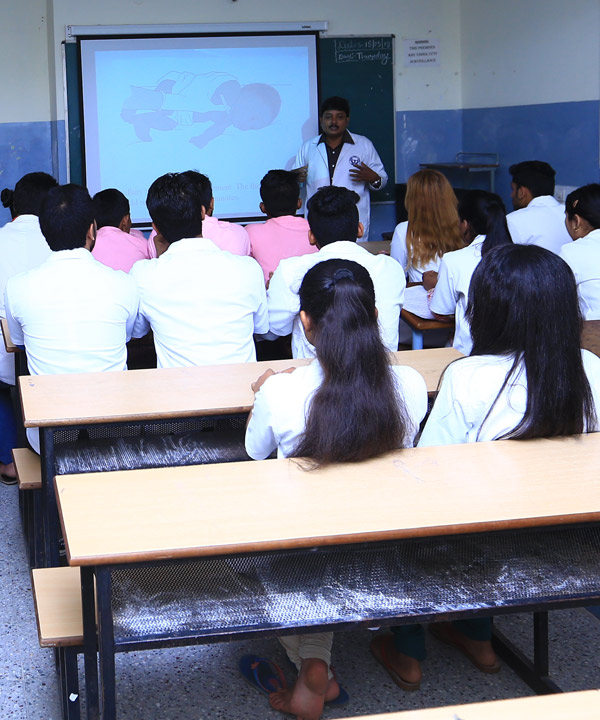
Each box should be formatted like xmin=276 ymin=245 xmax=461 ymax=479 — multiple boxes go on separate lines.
xmin=22 ymin=349 xmax=462 ymax=568
xmin=357 ymin=239 xmax=391 ymax=255
xmin=56 ymin=436 xmax=600 ymax=718
xmin=401 ymin=309 xmax=455 ymax=350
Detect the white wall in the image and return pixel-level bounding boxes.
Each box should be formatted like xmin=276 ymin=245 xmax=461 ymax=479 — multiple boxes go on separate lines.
xmin=43 ymin=0 xmax=463 ymax=123
xmin=460 ymin=0 xmax=600 ymax=109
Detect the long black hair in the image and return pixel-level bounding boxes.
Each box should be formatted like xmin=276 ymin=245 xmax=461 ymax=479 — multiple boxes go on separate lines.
xmin=467 ymin=243 xmax=596 ymax=439
xmin=458 ymin=190 xmax=512 ymax=255
xmin=293 ymin=259 xmax=408 ymax=465
xmin=565 ymin=183 xmax=600 ymax=230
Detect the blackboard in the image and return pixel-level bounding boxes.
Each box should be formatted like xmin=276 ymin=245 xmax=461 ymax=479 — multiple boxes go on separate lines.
xmin=318 ymin=36 xmax=395 ymax=202
xmin=64 ymin=34 xmax=395 ymax=198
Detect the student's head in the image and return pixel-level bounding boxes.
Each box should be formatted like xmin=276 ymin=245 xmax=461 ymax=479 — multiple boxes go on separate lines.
xmin=458 ymin=189 xmax=512 ymax=255
xmin=259 ymin=170 xmax=301 ymax=218
xmin=229 ymin=83 xmax=281 ymax=131
xmin=467 ymin=243 xmax=596 ymax=438
xmin=92 ymin=189 xmax=131 ymax=232
xmin=39 ymin=184 xmax=95 ymax=252
xmin=319 ymin=96 xmax=350 ymax=140
xmin=565 ymin=183 xmax=600 ymax=240
xmin=1 ymin=172 xmax=58 ymax=219
xmin=509 ymin=160 xmax=556 ymax=209
xmin=404 ymin=169 xmax=462 ymax=263
xmin=306 ymin=186 xmax=361 ymax=247
xmin=146 ymin=172 xmax=204 ymax=244
xmin=294 ymin=259 xmax=407 ymax=465
xmin=181 ymin=170 xmax=213 ymax=215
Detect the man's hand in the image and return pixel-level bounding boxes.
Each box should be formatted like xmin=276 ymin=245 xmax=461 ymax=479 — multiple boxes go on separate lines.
xmin=292 ymin=165 xmax=308 ymax=183
xmin=422 ymin=271 xmax=439 ymax=291
xmin=349 ymin=162 xmax=380 ymax=185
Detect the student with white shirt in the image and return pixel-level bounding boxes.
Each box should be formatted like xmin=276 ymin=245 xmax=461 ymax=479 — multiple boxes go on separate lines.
xmin=5 ymin=184 xmax=139 ymax=453
xmin=0 ymin=172 xmax=57 ymax=481
xmin=244 ymin=259 xmax=427 ymax=720
xmin=267 ymin=185 xmax=405 ymax=358
xmin=430 ymin=190 xmax=513 ymax=355
xmin=560 ymin=183 xmax=600 ymax=319
xmin=372 ymin=244 xmax=600 ymax=692
xmin=131 ymin=172 xmax=268 ymax=367
xmin=506 ymin=160 xmax=571 ymax=254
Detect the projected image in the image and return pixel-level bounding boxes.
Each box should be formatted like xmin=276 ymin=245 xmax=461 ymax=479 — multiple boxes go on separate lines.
xmin=121 ymin=71 xmax=282 ymax=148
xmin=80 ymin=36 xmax=318 ymax=223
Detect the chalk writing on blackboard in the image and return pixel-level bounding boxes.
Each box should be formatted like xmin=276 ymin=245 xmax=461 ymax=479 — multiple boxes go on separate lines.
xmin=334 ymin=38 xmax=393 ymax=66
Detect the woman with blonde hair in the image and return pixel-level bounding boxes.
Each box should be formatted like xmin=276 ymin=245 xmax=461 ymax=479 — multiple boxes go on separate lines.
xmin=390 ymin=169 xmax=463 ymax=282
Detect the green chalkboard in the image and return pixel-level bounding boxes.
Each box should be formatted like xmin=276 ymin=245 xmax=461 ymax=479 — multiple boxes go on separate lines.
xmin=318 ymin=36 xmax=395 ymax=202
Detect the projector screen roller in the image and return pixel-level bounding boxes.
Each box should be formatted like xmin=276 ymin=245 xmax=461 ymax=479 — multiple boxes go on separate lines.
xmin=80 ymin=34 xmax=319 ymax=224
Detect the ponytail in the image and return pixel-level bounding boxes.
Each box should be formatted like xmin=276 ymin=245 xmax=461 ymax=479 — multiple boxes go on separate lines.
xmin=293 ymin=259 xmax=408 ymax=466
xmin=565 ymin=184 xmax=600 ymax=230
xmin=458 ymin=190 xmax=513 ymax=255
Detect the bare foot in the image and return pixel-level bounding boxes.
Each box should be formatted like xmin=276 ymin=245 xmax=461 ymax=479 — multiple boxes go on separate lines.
xmin=0 ymin=462 xmax=16 ymax=479
xmin=370 ymin=634 xmax=421 ymax=689
xmin=269 ymin=658 xmax=328 ymax=720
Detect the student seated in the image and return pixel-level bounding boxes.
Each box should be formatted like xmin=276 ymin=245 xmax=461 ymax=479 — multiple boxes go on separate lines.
xmin=244 ymin=259 xmax=428 ymax=720
xmin=149 ymin=171 xmax=250 ymax=256
xmin=91 ymin=188 xmax=154 ymax=272
xmin=131 ymin=172 xmax=268 ymax=367
xmin=4 ymin=184 xmax=139 ymax=452
xmin=560 ymin=183 xmax=600 ymax=319
xmin=0 ymin=171 xmax=57 ymax=481
xmin=429 ymin=190 xmax=512 ymax=355
xmin=506 ymin=160 xmax=571 ymax=254
xmin=246 ymin=169 xmax=317 ymax=285
xmin=372 ymin=243 xmax=600 ymax=690
xmin=267 ymin=186 xmax=405 ymax=358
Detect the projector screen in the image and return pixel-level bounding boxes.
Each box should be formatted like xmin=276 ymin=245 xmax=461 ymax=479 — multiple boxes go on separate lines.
xmin=79 ymin=34 xmax=319 ymax=224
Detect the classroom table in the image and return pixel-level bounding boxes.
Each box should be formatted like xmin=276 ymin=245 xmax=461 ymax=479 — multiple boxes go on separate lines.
xmin=21 ymin=348 xmax=462 ymax=566
xmin=56 ymin=434 xmax=600 ymax=719
xmin=357 ymin=239 xmax=391 ymax=255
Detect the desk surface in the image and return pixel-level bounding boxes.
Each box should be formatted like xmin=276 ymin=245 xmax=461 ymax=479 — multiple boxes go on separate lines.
xmin=357 ymin=240 xmax=391 ymax=255
xmin=20 ymin=348 xmax=461 ymax=428
xmin=0 ymin=317 xmax=19 ymax=353
xmin=56 ymin=434 xmax=600 ymax=566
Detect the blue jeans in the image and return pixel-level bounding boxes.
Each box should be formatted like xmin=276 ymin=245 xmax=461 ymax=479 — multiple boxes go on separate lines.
xmin=0 ymin=383 xmax=17 ymax=465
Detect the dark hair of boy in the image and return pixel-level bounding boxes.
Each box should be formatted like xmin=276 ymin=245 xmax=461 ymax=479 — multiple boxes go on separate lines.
xmin=509 ymin=161 xmax=556 ymax=198
xmin=92 ymin=189 xmax=130 ymax=229
xmin=39 ymin=184 xmax=95 ymax=252
xmin=3 ymin=172 xmax=58 ymax=218
xmin=146 ymin=173 xmax=204 ymax=244
xmin=259 ymin=170 xmax=301 ymax=218
xmin=306 ymin=186 xmax=361 ymax=248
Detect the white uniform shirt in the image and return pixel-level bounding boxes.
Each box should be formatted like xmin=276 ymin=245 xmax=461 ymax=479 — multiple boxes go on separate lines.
xmin=419 ymin=350 xmax=600 ymax=446
xmin=429 ymin=235 xmax=486 ymax=355
xmin=130 ymin=237 xmax=268 ymax=367
xmin=246 ymin=360 xmax=428 ymax=459
xmin=293 ymin=131 xmax=387 ymax=241
xmin=5 ymin=248 xmax=138 ymax=377
xmin=0 ymin=215 xmax=51 ymax=384
xmin=506 ymin=195 xmax=570 ymax=254
xmin=390 ymin=221 xmax=442 ymax=282
xmin=267 ymin=241 xmax=406 ymax=358
xmin=559 ymin=229 xmax=600 ymax=320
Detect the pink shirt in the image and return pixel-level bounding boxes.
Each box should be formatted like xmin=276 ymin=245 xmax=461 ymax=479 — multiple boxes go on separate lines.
xmin=92 ymin=226 xmax=153 ymax=272
xmin=247 ymin=215 xmax=317 ymax=284
xmin=148 ymin=216 xmax=250 ymax=257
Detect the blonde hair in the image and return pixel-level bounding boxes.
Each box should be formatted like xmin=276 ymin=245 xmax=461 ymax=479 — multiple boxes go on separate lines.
xmin=404 ymin=169 xmax=464 ymax=269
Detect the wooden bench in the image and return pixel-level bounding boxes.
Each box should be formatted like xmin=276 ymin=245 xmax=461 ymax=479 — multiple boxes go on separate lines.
xmin=13 ymin=447 xmax=42 ymax=567
xmin=401 ymin=308 xmax=454 ymax=350
xmin=31 ymin=567 xmax=83 ymax=720
xmin=344 ymin=689 xmax=600 ymax=719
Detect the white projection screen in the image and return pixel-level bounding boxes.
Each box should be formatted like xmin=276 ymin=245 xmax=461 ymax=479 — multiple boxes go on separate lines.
xmin=79 ymin=34 xmax=319 ymax=224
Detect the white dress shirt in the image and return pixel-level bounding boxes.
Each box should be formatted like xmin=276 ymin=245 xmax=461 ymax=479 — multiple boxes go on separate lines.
xmin=130 ymin=237 xmax=268 ymax=367
xmin=267 ymin=241 xmax=406 ymax=358
xmin=293 ymin=131 xmax=387 ymax=241
xmin=390 ymin=221 xmax=442 ymax=282
xmin=429 ymin=235 xmax=486 ymax=355
xmin=559 ymin=228 xmax=600 ymax=320
xmin=0 ymin=215 xmax=51 ymax=384
xmin=506 ymin=195 xmax=571 ymax=254
xmin=246 ymin=360 xmax=428 ymax=459
xmin=419 ymin=350 xmax=600 ymax=446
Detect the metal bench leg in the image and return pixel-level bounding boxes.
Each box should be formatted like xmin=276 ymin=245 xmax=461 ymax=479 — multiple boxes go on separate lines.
xmin=412 ymin=329 xmax=424 ymax=350
xmin=57 ymin=646 xmax=81 ymax=720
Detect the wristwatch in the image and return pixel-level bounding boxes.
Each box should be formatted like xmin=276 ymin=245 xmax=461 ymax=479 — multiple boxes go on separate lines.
xmin=371 ymin=177 xmax=382 ymax=189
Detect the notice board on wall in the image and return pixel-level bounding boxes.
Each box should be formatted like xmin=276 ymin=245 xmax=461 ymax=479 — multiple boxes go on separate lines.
xmin=318 ymin=36 xmax=395 ymax=202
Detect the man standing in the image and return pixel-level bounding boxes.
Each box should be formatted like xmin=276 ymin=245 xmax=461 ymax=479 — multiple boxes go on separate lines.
xmin=293 ymin=96 xmax=387 ymax=240
xmin=506 ymin=160 xmax=571 ymax=254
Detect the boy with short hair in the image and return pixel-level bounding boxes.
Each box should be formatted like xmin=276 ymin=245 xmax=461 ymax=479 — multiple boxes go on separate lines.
xmin=247 ymin=169 xmax=317 ymax=285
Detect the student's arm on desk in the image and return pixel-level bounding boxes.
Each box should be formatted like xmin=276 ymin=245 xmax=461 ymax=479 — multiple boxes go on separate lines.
xmin=428 ymin=258 xmax=457 ymax=322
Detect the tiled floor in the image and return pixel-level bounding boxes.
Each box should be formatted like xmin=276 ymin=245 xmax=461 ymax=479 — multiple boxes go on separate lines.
xmin=1 ymin=481 xmax=599 ymax=719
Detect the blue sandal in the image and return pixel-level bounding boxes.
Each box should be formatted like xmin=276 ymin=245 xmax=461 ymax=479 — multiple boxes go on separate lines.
xmin=239 ymin=654 xmax=287 ymax=696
